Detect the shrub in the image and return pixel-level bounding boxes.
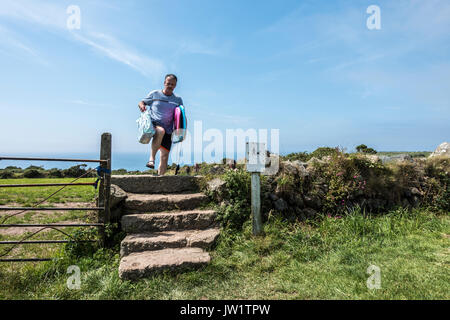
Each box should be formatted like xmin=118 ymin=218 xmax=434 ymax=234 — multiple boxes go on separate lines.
xmin=356 ymin=144 xmax=368 ymax=153
xmin=0 ymin=170 xmax=14 ymax=179
xmin=25 ymin=165 xmax=44 ymax=170
xmin=4 ymin=166 xmax=22 ymax=171
xmin=48 ymin=168 xmax=63 ymax=178
xmin=356 ymin=144 xmax=377 ymax=154
xmin=216 ymin=168 xmax=251 ymax=230
xmin=310 ymin=147 xmax=340 ymax=159
xmin=63 ymin=165 xmax=87 ymax=178
xmin=63 ymin=227 xmax=99 ymax=258
xmin=364 ymin=148 xmax=377 ymax=154
xmin=423 ymin=156 xmax=450 ymax=212
xmin=112 ymin=169 xmax=128 ymax=175
xmin=23 ymin=168 xmax=45 ymax=178
xmin=282 ymin=151 xmax=310 ymax=162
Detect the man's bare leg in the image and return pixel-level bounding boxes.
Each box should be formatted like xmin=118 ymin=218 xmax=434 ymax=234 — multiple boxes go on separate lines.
xmin=158 ymin=147 xmax=170 ymax=175
xmin=149 ymin=126 xmax=165 ymax=163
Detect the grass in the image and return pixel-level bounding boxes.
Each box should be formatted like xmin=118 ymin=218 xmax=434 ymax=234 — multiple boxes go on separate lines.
xmin=0 ymin=178 xmax=97 ymax=205
xmin=0 ymin=178 xmax=449 ymax=299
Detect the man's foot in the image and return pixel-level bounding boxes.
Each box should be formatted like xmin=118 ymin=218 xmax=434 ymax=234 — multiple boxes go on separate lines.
xmin=146 ymin=160 xmax=155 ymax=169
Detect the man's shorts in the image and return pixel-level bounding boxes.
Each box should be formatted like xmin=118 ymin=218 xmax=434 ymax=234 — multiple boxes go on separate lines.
xmin=152 ymin=121 xmax=172 ymax=152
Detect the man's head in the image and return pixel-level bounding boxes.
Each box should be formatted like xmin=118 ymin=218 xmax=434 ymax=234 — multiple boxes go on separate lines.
xmin=163 ymin=74 xmax=177 ymax=96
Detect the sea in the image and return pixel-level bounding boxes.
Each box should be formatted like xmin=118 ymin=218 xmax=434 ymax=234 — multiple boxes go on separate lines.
xmin=0 ymin=151 xmax=246 ymax=171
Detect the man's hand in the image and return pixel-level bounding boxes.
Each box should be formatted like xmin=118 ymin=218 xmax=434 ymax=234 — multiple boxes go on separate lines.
xmin=138 ymin=101 xmax=146 ymax=112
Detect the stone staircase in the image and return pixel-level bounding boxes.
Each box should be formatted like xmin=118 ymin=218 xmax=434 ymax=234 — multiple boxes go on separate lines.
xmin=111 ymin=175 xmax=220 ymax=281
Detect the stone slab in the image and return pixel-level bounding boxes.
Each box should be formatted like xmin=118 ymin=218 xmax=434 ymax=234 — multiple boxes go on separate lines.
xmin=120 ymin=228 xmax=221 ymax=256
xmin=123 ymin=192 xmax=208 ymax=213
xmin=111 ymin=175 xmax=202 ymax=194
xmin=121 ymin=210 xmax=218 ymax=233
xmin=119 ymin=247 xmax=211 ymax=280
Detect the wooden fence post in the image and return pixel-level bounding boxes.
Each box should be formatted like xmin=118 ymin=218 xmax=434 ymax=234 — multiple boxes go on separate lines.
xmin=98 ymin=132 xmax=111 ymax=246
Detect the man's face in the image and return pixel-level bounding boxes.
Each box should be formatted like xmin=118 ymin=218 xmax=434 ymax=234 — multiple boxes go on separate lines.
xmin=164 ymin=77 xmax=177 ymax=95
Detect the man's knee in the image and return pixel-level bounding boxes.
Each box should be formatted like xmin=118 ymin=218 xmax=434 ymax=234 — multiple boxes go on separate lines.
xmin=155 ymin=126 xmax=165 ymax=137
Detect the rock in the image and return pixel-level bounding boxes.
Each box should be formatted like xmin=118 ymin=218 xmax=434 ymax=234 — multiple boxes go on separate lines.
xmin=120 ymin=228 xmax=221 ymax=257
xmin=269 ymin=193 xmax=279 ymax=201
xmin=302 ymin=208 xmax=317 ymax=219
xmin=304 ymin=195 xmax=322 ymax=210
xmin=402 ymin=198 xmax=411 ymax=208
xmin=365 ymin=155 xmax=381 ymax=163
xmin=210 ymin=165 xmax=225 ymax=175
xmin=411 ymin=196 xmax=421 ymax=207
xmin=404 ymin=189 xmax=412 ymax=198
xmin=111 ymin=175 xmax=201 ymax=194
xmin=207 ymin=178 xmax=226 ymax=191
xmin=410 ymin=187 xmax=422 ymax=196
xmin=274 ymin=198 xmax=288 ymax=211
xmin=95 ymin=184 xmax=127 ymax=210
xmin=206 ymin=178 xmax=226 ymax=201
xmin=222 ymin=158 xmax=235 ymax=166
xmin=306 ymin=157 xmax=325 ymax=167
xmin=280 ymin=161 xmax=298 ymax=175
xmin=119 ymin=248 xmax=211 ymax=280
xmin=110 ymin=206 xmax=123 ymax=221
xmin=123 ymin=193 xmax=208 ymax=213
xmin=223 ymin=159 xmax=236 ymax=169
xmin=429 ymin=142 xmax=450 ymax=157
xmin=291 ymin=195 xmax=304 ymax=208
xmin=262 ymin=153 xmax=280 ymax=176
xmin=121 ymin=210 xmax=218 ymax=233
xmin=110 ymin=184 xmax=128 ymax=207
xmin=379 ymin=154 xmax=413 ymax=163
xmin=292 ymin=161 xmax=309 ymax=178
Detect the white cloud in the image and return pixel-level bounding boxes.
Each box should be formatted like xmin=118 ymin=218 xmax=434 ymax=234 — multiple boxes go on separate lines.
xmin=0 ymin=24 xmax=50 ymax=65
xmin=0 ymin=0 xmax=66 ymax=29
xmin=72 ymin=32 xmax=166 ymax=80
xmin=0 ymin=0 xmax=166 ymax=79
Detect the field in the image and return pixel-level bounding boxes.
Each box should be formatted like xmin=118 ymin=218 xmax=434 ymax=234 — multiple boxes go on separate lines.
xmin=0 ymin=178 xmax=449 ymax=300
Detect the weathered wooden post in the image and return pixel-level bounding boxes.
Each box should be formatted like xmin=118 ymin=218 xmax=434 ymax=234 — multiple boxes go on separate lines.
xmin=98 ymin=132 xmax=111 ymax=246
xmin=246 ymin=142 xmax=266 ymax=236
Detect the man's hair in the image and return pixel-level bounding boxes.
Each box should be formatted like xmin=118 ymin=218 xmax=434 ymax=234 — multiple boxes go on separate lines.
xmin=165 ymin=74 xmax=178 ymax=82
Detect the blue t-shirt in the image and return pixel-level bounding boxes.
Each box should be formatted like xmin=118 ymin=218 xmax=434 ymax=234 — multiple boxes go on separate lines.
xmin=142 ymin=90 xmax=183 ymax=134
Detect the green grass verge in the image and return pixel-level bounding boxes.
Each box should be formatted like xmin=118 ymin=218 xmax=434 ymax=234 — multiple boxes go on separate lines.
xmin=0 ymin=178 xmax=98 ymax=205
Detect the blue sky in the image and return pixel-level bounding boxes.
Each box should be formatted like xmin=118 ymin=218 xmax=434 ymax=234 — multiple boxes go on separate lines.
xmin=0 ymin=0 xmax=449 ymax=159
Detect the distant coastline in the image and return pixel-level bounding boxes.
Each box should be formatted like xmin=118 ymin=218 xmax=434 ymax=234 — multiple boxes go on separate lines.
xmin=0 ymin=150 xmax=432 ymax=171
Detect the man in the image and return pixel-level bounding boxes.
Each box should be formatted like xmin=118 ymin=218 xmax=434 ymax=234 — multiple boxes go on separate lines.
xmin=138 ymin=74 xmax=183 ymax=175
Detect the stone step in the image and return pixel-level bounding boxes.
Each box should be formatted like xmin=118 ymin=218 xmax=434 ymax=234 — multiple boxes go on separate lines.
xmin=119 ymin=247 xmax=211 ymax=280
xmin=120 ymin=228 xmax=220 ymax=257
xmin=111 ymin=175 xmax=202 ymax=194
xmin=123 ymin=192 xmax=208 ymax=213
xmin=121 ymin=210 xmax=218 ymax=233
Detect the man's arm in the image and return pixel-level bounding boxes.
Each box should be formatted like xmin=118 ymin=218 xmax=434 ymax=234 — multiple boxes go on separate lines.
xmin=139 ymin=91 xmax=154 ymax=112
xmin=138 ymin=100 xmax=146 ymax=112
